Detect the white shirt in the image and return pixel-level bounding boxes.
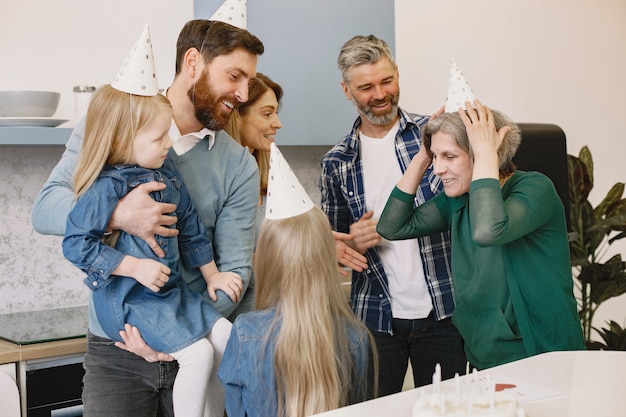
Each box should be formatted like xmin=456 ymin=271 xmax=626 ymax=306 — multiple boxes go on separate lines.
xmin=360 ymin=121 xmax=433 ymax=319
xmin=169 ymin=120 xmax=215 ymax=155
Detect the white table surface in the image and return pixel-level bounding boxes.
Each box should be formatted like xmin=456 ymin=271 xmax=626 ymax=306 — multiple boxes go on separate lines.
xmin=312 ymin=351 xmax=626 ymax=417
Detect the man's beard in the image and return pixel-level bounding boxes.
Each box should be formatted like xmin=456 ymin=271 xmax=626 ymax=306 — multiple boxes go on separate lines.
xmin=188 ymin=71 xmax=234 ymax=131
xmin=354 ymin=92 xmax=400 ymax=126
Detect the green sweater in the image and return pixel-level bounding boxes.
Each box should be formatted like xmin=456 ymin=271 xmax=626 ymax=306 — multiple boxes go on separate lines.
xmin=378 ymin=171 xmax=585 ymax=369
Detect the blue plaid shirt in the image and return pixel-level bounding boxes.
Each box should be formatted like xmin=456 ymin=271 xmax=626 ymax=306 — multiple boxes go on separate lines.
xmin=319 ymin=109 xmax=455 ymax=335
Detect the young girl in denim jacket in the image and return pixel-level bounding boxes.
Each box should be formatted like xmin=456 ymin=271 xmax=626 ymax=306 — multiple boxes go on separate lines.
xmin=63 ymin=84 xmax=239 ymax=417
xmin=218 ymin=144 xmax=377 ymax=417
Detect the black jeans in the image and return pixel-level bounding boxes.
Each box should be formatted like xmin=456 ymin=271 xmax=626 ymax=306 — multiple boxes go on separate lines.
xmin=82 ymin=332 xmax=179 ymax=417
xmin=373 ymin=312 xmax=466 ymax=397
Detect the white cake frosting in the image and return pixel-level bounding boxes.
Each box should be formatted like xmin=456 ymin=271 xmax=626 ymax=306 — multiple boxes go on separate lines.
xmin=411 ymin=391 xmax=522 ymax=417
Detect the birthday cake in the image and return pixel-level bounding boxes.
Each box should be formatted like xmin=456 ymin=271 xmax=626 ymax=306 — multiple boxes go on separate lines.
xmin=411 ymin=391 xmax=521 ymax=417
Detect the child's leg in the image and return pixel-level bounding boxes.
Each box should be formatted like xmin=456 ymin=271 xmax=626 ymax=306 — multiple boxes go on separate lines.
xmin=203 ymin=317 xmax=232 ymax=417
xmin=170 ymin=337 xmax=214 ymax=417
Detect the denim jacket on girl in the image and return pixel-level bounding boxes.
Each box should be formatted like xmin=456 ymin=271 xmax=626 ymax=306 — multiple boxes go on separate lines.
xmin=218 ymin=309 xmax=372 ymax=417
xmin=63 ymin=159 xmax=221 ymax=352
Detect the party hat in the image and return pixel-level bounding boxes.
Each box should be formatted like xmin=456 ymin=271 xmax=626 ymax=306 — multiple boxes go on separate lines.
xmin=210 ymin=0 xmax=247 ymax=29
xmin=111 ymin=25 xmax=159 ymax=96
xmin=444 ymin=59 xmax=476 ymax=112
xmin=266 ymin=143 xmax=315 ymax=220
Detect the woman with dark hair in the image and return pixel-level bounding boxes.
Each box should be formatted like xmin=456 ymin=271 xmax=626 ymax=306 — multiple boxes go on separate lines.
xmin=377 ymin=100 xmax=585 ymax=370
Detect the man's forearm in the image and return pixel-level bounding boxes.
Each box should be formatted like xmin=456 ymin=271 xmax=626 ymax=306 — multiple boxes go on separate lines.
xmin=31 ymin=184 xmax=74 ymax=235
xmin=31 ymin=119 xmax=84 ymax=236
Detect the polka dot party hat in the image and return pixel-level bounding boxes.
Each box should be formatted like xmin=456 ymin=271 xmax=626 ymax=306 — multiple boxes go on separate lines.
xmin=266 ymin=143 xmax=315 ymax=220
xmin=111 ymin=25 xmax=159 ymax=96
xmin=210 ymin=0 xmax=247 ymax=29
xmin=444 ymin=59 xmax=476 ymax=112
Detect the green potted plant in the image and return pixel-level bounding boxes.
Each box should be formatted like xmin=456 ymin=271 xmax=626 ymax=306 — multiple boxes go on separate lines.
xmin=568 ymin=146 xmax=626 ymax=347
xmin=588 ymin=320 xmax=626 ymax=350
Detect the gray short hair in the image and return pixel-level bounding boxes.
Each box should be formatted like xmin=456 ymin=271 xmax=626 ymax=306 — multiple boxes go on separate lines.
xmin=422 ymin=110 xmax=522 ymax=177
xmin=337 ymin=35 xmax=396 ymax=83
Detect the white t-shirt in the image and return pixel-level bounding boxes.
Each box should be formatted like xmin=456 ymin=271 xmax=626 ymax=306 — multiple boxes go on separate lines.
xmin=360 ymin=121 xmax=433 ymax=319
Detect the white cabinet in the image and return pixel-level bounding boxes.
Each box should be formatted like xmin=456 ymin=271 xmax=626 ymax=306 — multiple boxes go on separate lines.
xmin=0 ymin=362 xmax=20 ymax=417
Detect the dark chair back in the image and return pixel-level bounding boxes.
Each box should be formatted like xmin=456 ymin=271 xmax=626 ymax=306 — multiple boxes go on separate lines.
xmin=513 ymin=123 xmax=570 ymax=229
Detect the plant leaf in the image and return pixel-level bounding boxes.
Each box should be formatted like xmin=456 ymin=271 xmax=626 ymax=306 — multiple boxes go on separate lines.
xmin=581 ymin=200 xmax=605 ymax=258
xmin=567 ymin=154 xmax=592 ymax=206
xmin=583 ymin=254 xmax=626 ymax=305
xmin=579 ymin=146 xmax=594 ymax=186
xmin=594 ymin=183 xmax=625 ymax=220
xmin=568 ymin=146 xmax=626 ymax=346
xmin=607 ymin=199 xmax=626 ymax=233
xmin=592 ymin=320 xmax=626 ymax=350
xmin=609 ymin=231 xmax=626 ymax=245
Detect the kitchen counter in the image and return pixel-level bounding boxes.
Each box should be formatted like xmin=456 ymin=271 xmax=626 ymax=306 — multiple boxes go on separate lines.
xmin=0 ymin=306 xmax=88 ymax=364
xmin=0 ymin=337 xmax=86 ymax=365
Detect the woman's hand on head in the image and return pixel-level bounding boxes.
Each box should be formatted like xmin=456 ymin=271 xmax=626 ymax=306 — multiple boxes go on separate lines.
xmin=460 ymin=99 xmax=511 ymax=181
xmin=459 ymin=99 xmax=511 ymax=156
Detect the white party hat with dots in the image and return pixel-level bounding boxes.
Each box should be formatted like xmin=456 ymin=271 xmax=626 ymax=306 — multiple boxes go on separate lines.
xmin=444 ymin=59 xmax=476 ymax=112
xmin=111 ymin=25 xmax=159 ymax=96
xmin=266 ymin=143 xmax=315 ymax=220
xmin=210 ymin=0 xmax=247 ymax=29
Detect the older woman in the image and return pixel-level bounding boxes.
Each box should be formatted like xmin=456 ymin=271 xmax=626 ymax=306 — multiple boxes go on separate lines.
xmin=377 ymin=100 xmax=585 ymax=370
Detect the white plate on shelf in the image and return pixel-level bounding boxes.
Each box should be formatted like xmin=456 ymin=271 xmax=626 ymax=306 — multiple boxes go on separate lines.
xmin=0 ymin=117 xmax=69 ymax=127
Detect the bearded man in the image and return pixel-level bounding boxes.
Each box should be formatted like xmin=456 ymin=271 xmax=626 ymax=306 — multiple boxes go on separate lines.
xmin=318 ymin=35 xmax=467 ymax=397
xmin=31 ymin=20 xmax=264 ymax=417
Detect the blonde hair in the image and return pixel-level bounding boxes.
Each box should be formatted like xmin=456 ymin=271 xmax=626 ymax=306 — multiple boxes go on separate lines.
xmin=254 ymin=207 xmax=377 ymax=416
xmin=73 ymin=84 xmax=172 ymax=198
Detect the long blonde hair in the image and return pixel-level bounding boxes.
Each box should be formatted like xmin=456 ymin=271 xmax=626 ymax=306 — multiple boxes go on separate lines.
xmin=73 ymin=84 xmax=172 ymax=198
xmin=254 ymin=207 xmax=376 ymax=416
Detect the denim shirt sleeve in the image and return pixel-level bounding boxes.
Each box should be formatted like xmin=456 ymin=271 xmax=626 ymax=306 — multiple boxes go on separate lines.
xmin=31 ymin=118 xmax=85 ymax=236
xmin=62 ymin=175 xmax=127 ymax=291
xmin=218 ymin=321 xmax=246 ymax=417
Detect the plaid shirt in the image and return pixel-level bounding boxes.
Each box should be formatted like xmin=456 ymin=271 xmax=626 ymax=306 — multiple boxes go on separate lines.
xmin=319 ymin=109 xmax=455 ymax=335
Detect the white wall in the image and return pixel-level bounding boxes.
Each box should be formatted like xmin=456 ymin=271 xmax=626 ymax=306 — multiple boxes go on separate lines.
xmin=395 ymin=0 xmax=626 ymax=329
xmin=0 ymin=0 xmax=193 ymax=123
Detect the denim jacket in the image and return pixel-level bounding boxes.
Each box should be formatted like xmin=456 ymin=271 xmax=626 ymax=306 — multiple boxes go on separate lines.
xmin=32 ymin=117 xmax=260 ymax=328
xmin=62 ymin=160 xmax=221 ymax=352
xmin=218 ymin=309 xmax=371 ymax=417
